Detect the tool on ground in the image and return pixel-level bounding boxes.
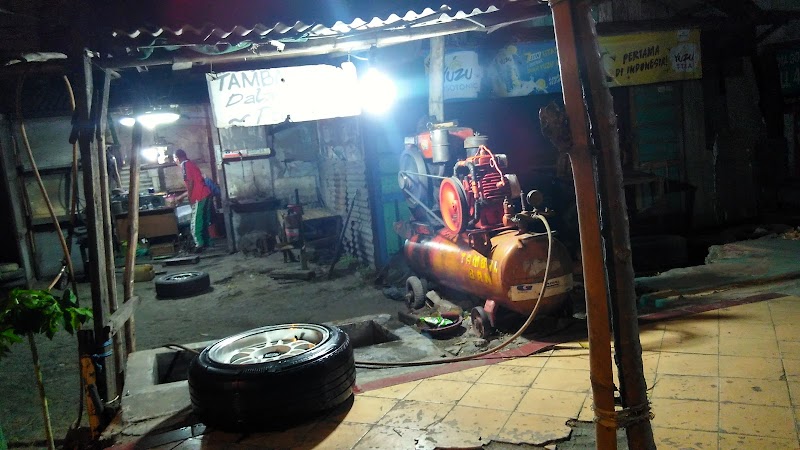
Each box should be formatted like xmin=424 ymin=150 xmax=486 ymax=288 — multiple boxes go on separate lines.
xmin=282 ymin=189 xmax=308 ymax=269
xmin=327 ymin=189 xmax=360 ymax=278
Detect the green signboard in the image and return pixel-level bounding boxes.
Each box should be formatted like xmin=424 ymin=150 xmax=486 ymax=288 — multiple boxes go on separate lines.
xmin=777 ymin=47 xmax=800 ymax=96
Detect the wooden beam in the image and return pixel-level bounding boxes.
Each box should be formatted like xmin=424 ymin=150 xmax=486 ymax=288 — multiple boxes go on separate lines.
xmin=0 ymin=60 xmax=67 ymax=78
xmin=0 ymin=117 xmax=34 ymax=284
xmin=107 ymin=296 xmax=139 ymax=337
xmin=75 ymin=52 xmax=114 ymax=400
xmin=122 ymin=120 xmax=143 ymax=354
xmin=96 ymin=68 xmax=127 ymax=394
xmin=595 ymin=17 xmax=749 ymax=33
xmin=756 ymin=24 xmax=782 ymax=44
xmin=574 ymin=1 xmax=655 ymax=448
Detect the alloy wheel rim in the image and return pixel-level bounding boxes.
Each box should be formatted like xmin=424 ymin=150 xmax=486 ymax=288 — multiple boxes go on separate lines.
xmin=208 ymin=324 xmax=330 ymax=365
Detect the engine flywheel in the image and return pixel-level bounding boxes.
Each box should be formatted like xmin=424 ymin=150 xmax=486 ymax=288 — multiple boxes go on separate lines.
xmin=439 ymin=177 xmax=469 ymax=233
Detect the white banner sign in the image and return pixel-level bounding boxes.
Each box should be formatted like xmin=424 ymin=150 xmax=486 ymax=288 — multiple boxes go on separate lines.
xmin=206 ymin=64 xmax=361 ymax=128
xmin=444 ymin=51 xmax=482 ymax=100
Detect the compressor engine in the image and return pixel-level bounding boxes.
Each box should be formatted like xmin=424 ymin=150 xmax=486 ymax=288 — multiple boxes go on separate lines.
xmin=441 ymin=145 xmax=521 ymax=233
xmin=396 ymin=122 xmax=574 ymax=338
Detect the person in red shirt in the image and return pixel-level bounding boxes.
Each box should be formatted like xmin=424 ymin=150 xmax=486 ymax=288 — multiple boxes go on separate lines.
xmin=174 ymin=149 xmax=212 ymax=251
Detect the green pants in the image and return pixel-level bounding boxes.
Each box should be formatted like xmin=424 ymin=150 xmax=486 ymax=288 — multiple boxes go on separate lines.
xmin=191 ymin=197 xmax=212 ymax=247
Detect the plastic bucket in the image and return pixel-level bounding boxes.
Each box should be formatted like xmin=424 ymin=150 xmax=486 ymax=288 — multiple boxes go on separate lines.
xmin=134 ymin=264 xmax=155 ymax=282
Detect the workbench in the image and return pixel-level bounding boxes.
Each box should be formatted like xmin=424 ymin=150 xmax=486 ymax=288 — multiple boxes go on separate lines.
xmin=115 ymin=207 xmax=179 ymax=242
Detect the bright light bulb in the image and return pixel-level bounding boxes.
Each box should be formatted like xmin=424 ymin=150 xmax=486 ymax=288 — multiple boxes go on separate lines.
xmin=119 ymin=116 xmax=136 ymax=127
xmin=137 ymin=112 xmax=180 ymax=129
xmin=340 ymin=61 xmax=357 ymax=75
xmin=141 ymin=146 xmax=160 ymax=162
xmin=360 ymin=68 xmax=396 ymax=115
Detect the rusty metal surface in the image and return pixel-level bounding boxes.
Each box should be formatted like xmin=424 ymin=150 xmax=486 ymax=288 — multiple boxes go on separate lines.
xmin=404 ymin=228 xmax=573 ymax=315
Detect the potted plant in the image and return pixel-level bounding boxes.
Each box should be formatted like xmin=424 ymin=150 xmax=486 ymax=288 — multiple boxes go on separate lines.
xmin=0 ymin=288 xmax=92 ymax=450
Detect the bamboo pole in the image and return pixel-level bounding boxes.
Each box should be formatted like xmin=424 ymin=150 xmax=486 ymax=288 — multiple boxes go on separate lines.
xmin=550 ymin=1 xmax=617 ymax=448
xmin=28 ymin=334 xmax=55 ymax=450
xmin=573 ymin=2 xmax=655 ymax=447
xmin=63 ymin=76 xmax=80 ymax=259
xmin=122 ymin=121 xmax=142 ymax=353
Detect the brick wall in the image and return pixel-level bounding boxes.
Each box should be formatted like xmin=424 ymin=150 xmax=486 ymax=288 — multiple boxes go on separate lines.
xmin=317 ymin=117 xmax=375 ymax=267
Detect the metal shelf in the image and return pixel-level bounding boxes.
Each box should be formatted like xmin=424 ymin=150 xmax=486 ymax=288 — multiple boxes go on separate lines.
xmin=222 ymin=154 xmax=273 ymax=163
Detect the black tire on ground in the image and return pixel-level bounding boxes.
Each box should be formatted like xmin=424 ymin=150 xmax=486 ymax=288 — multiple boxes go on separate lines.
xmin=154 ymin=271 xmax=211 ymax=298
xmin=471 ymin=306 xmax=493 ymax=339
xmin=405 ymin=276 xmax=426 ymax=309
xmin=188 ymin=323 xmax=355 ymax=431
xmin=630 ymin=235 xmax=688 ymax=274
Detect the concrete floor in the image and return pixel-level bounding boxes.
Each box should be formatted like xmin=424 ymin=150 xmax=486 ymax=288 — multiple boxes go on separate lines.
xmin=110 ymin=293 xmax=800 ymax=449
xmin=4 ymin=236 xmax=800 ymax=448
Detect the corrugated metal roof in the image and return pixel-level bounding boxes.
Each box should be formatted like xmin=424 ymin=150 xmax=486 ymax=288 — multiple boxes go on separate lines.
xmin=111 ymin=6 xmax=501 ymax=45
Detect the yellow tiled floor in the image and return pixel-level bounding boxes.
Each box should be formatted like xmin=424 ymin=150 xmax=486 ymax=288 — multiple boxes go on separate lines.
xmin=172 ymin=295 xmax=800 ymax=449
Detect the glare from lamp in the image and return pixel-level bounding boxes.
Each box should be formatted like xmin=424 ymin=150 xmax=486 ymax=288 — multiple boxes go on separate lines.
xmin=360 ymin=68 xmax=396 ymax=115
xmin=137 ymin=111 xmax=180 ymax=129
xmin=141 ymin=146 xmax=160 ymax=162
xmin=119 ymin=116 xmax=136 ymax=127
xmin=340 ymin=61 xmax=357 ymax=75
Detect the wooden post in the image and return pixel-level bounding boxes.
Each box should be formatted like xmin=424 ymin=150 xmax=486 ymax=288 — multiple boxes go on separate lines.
xmin=0 ymin=118 xmax=34 ymax=284
xmin=74 ymin=52 xmax=115 ymax=400
xmin=95 ymin=69 xmax=126 ymax=394
xmin=204 ymin=104 xmax=227 ymax=250
xmin=428 ymin=36 xmax=445 ymax=122
xmin=573 ymin=2 xmax=655 ymax=448
xmin=122 ymin=119 xmax=143 ymax=354
xmin=550 ymin=1 xmax=617 ymax=449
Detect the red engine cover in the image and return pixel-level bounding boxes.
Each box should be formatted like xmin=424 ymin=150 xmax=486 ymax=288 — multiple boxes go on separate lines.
xmin=460 ymin=151 xmax=511 ymax=230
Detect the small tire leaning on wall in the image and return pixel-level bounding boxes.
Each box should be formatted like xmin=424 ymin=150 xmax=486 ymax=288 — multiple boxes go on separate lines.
xmin=154 ymin=271 xmax=210 ymax=298
xmin=405 ymin=276 xmax=426 ymax=309
xmin=188 ymin=323 xmax=355 ymax=431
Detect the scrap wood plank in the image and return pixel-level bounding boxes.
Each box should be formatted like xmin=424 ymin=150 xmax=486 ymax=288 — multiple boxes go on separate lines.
xmin=159 ymin=256 xmax=200 ymax=266
xmin=270 ymin=268 xmax=315 ymax=281
xmin=108 ymin=296 xmax=139 ymax=337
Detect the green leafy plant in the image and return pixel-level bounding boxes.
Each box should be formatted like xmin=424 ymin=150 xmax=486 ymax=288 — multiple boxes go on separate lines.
xmin=0 ymin=288 xmax=92 ymax=450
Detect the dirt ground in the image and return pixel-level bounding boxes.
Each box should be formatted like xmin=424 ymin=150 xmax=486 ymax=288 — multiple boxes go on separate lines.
xmin=1 ymin=249 xmax=413 ymax=446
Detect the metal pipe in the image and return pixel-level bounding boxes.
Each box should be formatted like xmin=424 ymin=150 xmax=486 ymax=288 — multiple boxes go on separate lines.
xmin=550 ymin=1 xmax=617 ymax=449
xmin=465 ymin=161 xmax=481 ymax=225
xmin=573 ymin=2 xmax=655 ymax=447
xmin=428 ymin=36 xmax=446 ymax=122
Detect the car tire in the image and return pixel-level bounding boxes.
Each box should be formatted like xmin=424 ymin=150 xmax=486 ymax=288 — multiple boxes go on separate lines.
xmin=154 ymin=271 xmax=210 ymax=298
xmin=188 ymin=323 xmax=355 ymax=431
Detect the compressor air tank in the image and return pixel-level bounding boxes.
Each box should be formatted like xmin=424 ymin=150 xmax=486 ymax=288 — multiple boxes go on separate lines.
xmin=404 ymin=228 xmax=574 ymax=317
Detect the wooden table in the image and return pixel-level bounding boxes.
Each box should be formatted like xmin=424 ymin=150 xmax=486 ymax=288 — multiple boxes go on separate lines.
xmin=115 ymin=207 xmax=178 ymax=242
